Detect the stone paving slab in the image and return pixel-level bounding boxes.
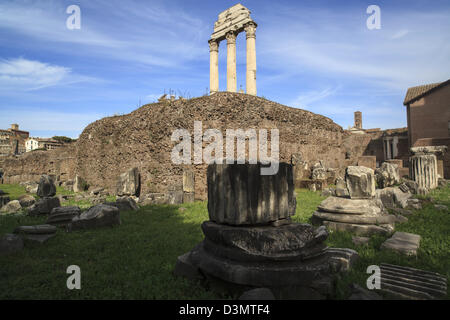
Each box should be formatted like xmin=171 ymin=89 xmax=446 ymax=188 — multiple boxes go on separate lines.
xmin=381 ymin=232 xmax=421 ymax=256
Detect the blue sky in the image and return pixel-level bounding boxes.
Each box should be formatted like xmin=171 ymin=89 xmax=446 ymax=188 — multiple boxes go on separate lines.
xmin=0 ymin=0 xmax=449 ymax=138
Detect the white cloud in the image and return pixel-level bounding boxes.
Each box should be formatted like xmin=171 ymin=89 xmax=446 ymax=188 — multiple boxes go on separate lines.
xmin=391 ymin=29 xmax=409 ymax=39
xmin=257 ymin=5 xmax=450 ymax=90
xmin=0 ymin=58 xmax=96 ymax=91
xmin=290 ymin=86 xmax=340 ymax=108
xmin=0 ymin=0 xmax=208 ymax=68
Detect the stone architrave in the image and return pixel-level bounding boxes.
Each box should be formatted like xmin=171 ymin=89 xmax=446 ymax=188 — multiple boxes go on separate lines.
xmin=207 ymin=162 xmax=296 ymax=225
xmin=345 ymin=166 xmax=376 ymax=199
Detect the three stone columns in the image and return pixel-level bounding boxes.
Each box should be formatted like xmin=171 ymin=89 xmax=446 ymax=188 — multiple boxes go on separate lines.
xmin=209 ymin=22 xmax=257 ymax=95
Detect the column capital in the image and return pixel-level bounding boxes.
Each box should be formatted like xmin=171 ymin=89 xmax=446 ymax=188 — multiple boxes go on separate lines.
xmin=208 ymin=39 xmax=219 ymax=52
xmin=225 ymin=31 xmax=237 ymax=44
xmin=244 ymin=22 xmax=257 ymax=39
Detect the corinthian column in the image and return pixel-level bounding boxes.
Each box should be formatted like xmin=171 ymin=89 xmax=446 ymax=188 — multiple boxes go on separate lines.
xmin=245 ymin=22 xmax=257 ymax=96
xmin=209 ymin=39 xmax=219 ymax=94
xmin=226 ymin=31 xmax=237 ymax=92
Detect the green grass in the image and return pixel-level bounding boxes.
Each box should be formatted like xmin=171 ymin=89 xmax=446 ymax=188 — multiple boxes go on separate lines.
xmin=292 ymin=189 xmax=326 ymax=223
xmin=0 ymin=201 xmax=216 ymax=299
xmin=326 ymin=185 xmax=450 ymax=299
xmin=0 ymin=184 xmax=30 ymax=200
xmin=0 ymin=183 xmax=449 ymax=299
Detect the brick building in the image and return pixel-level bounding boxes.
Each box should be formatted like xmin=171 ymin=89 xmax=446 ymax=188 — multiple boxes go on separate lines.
xmin=403 ymin=79 xmax=450 ymax=178
xmin=345 ymin=112 xmax=409 ymax=169
xmin=0 ymin=124 xmax=29 ymax=157
xmin=25 ymin=138 xmax=63 ymax=152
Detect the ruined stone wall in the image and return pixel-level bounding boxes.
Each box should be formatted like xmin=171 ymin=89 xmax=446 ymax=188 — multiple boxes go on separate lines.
xmin=75 ymin=93 xmax=345 ymax=199
xmin=341 ymin=128 xmax=410 ymax=170
xmin=2 ymin=93 xmax=414 ymax=197
xmin=1 ymin=144 xmax=76 ymax=184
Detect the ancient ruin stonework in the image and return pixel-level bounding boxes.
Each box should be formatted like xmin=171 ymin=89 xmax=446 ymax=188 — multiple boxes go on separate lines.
xmin=73 ymin=93 xmax=345 ymax=200
xmin=1 ymin=93 xmax=352 ymax=199
xmin=210 ymin=4 xmax=257 ymax=95
xmin=409 ymin=154 xmax=438 ymax=192
xmin=176 ymin=162 xmax=359 ymax=299
xmin=207 ymin=162 xmax=296 ymax=225
xmin=1 ymin=144 xmax=76 ymax=184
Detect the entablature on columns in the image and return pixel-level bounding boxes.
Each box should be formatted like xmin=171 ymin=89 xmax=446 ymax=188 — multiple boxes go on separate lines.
xmin=210 ymin=3 xmax=257 ymax=42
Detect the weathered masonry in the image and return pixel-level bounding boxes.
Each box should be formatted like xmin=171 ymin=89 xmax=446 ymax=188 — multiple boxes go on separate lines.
xmin=209 ymin=3 xmax=257 ymax=95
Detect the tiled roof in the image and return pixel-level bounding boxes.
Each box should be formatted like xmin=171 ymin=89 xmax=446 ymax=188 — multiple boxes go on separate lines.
xmin=403 ymin=79 xmax=450 ymax=105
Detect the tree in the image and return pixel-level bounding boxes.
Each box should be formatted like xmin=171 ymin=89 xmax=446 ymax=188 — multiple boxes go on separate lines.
xmin=52 ymin=136 xmax=74 ymax=143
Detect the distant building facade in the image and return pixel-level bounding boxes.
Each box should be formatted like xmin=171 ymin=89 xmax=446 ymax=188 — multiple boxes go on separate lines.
xmin=25 ymin=138 xmax=63 ymax=152
xmin=345 ymin=111 xmax=409 ymax=169
xmin=0 ymin=124 xmax=29 ymax=157
xmin=403 ymin=79 xmax=450 ymax=178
